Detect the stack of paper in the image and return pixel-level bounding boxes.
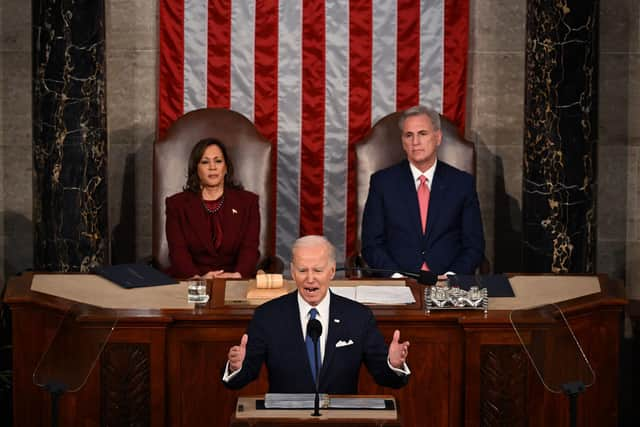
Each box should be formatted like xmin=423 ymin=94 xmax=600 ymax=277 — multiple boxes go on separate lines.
xmin=264 ymin=393 xmax=329 ymax=409
xmin=329 ymin=397 xmax=387 ymax=409
xmin=330 ymin=286 xmax=415 ymax=304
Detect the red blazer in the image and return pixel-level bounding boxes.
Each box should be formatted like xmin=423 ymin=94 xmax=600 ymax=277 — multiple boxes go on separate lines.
xmin=165 ymin=188 xmax=260 ymax=278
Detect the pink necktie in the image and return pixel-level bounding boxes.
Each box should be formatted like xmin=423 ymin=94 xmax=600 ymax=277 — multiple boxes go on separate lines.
xmin=418 ymin=176 xmax=430 ymax=271
xmin=418 ymin=175 xmax=430 ymax=233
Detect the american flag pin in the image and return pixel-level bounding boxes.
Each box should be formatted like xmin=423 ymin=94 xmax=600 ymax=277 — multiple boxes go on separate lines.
xmin=232 ymin=208 xmax=238 ymax=214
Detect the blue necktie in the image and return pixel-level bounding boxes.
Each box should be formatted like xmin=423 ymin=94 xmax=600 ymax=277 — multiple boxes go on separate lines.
xmin=305 ymin=308 xmax=320 ymax=383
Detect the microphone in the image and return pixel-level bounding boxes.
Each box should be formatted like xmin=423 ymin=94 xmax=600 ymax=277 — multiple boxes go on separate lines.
xmin=306 ymin=319 xmax=322 ymax=416
xmin=307 ymin=318 xmax=322 ymax=342
xmin=337 ymin=266 xmax=438 ymax=286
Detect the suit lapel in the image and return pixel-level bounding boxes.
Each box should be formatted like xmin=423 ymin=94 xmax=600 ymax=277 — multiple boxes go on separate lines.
xmin=399 ymin=161 xmax=424 ymax=237
xmin=287 ymin=293 xmax=321 ymax=385
xmin=185 ymin=192 xmax=216 ymax=253
xmin=425 ymin=162 xmax=448 ymax=241
xmin=287 ymin=294 xmax=312 ymax=374
xmin=319 ymin=293 xmax=342 ymax=384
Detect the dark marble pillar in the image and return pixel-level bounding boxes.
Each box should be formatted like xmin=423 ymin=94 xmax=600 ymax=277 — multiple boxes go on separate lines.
xmin=523 ymin=0 xmax=598 ymax=273
xmin=32 ymin=0 xmax=107 ymax=271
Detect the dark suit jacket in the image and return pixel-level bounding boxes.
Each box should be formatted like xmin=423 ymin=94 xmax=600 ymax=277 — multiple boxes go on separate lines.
xmin=165 ymin=188 xmax=260 ymax=278
xmin=362 ymin=160 xmax=484 ymax=275
xmin=223 ymin=291 xmax=408 ymax=393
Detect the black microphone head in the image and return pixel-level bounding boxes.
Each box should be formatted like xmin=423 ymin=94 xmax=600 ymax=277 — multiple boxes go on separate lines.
xmin=307 ymin=318 xmax=322 ymax=341
xmin=418 ymin=270 xmax=438 ymax=285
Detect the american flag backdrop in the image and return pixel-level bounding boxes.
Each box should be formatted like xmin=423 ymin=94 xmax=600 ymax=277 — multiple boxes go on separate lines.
xmin=158 ymin=0 xmax=469 ymax=265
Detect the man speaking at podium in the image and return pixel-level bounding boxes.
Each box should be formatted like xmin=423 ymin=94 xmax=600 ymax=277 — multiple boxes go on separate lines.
xmin=222 ymin=235 xmax=410 ymax=393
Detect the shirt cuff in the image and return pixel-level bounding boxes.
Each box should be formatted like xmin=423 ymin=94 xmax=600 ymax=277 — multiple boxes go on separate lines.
xmin=222 ymin=361 xmax=242 ymax=382
xmin=387 ymin=358 xmax=411 ymax=376
xmin=391 ymin=272 xmax=405 ymax=279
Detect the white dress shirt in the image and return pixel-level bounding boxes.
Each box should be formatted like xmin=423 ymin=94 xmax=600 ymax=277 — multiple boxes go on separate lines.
xmin=297 ymin=292 xmax=330 ymax=363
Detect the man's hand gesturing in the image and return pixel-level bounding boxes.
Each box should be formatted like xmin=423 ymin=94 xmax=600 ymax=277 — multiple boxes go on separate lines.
xmin=228 ymin=334 xmax=248 ymax=373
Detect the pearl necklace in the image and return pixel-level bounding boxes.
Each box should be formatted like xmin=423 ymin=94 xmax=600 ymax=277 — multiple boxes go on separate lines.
xmin=202 ymin=195 xmax=224 ymax=214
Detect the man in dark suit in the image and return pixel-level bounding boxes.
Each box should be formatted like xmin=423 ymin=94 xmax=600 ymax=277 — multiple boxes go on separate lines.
xmin=361 ymin=105 xmax=485 ymax=276
xmin=222 ymin=235 xmax=410 ymax=394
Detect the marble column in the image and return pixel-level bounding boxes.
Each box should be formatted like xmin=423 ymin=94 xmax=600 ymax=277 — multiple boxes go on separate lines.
xmin=523 ymin=0 xmax=598 ymax=273
xmin=32 ymin=0 xmax=107 ymax=271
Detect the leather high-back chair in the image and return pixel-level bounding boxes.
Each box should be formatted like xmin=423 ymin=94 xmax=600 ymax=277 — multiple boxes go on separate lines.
xmin=354 ymin=112 xmax=486 ymax=270
xmin=153 ymin=108 xmax=276 ymax=272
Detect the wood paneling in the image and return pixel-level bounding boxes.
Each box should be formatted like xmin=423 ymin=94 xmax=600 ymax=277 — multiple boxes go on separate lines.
xmin=5 ymin=274 xmax=625 ymax=427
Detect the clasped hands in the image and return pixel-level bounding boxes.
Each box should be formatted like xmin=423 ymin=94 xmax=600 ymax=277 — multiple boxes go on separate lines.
xmin=193 ymin=270 xmax=241 ymax=279
xmin=227 ymin=330 xmax=410 ymax=373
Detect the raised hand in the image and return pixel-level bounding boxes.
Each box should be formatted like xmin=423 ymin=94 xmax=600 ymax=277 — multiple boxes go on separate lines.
xmin=387 ymin=330 xmax=410 ymax=369
xmin=228 ymin=334 xmax=248 ymax=373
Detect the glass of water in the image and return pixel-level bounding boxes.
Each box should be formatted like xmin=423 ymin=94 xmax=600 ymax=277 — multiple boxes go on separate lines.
xmin=187 ymin=279 xmax=209 ymax=304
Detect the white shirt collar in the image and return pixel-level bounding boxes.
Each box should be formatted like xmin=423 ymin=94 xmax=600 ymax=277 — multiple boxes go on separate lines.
xmin=409 ymin=159 xmax=437 ymax=189
xmin=297 ymin=290 xmax=331 ymax=330
xmin=297 ymin=291 xmax=330 ymax=361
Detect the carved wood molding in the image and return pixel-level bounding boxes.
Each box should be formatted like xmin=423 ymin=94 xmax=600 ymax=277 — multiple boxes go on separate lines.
xmin=480 ymin=345 xmax=528 ymax=427
xmin=101 ymin=343 xmax=150 ymax=426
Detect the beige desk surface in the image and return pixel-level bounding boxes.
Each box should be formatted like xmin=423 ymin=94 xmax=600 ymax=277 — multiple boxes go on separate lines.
xmin=234 ymin=395 xmax=397 ymax=420
xmin=30 ymin=274 xmax=601 ymax=311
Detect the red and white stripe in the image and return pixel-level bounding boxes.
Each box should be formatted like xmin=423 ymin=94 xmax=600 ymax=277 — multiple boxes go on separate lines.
xmin=159 ymin=0 xmax=469 ymax=266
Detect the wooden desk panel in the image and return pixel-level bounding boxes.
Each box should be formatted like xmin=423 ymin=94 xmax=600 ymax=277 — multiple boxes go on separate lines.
xmin=4 ymin=273 xmax=625 ymax=427
xmin=229 ymin=395 xmax=400 ymax=427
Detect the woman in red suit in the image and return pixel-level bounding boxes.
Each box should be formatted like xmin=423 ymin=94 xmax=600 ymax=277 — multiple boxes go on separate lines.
xmin=165 ymin=138 xmax=260 ymax=279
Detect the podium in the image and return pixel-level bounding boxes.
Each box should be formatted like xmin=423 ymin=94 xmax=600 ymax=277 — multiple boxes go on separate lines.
xmin=4 ymin=273 xmax=626 ymax=426
xmin=229 ymin=395 xmax=400 ymax=426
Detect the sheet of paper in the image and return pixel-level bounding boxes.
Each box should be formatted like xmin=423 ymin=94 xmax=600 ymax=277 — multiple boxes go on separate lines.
xmin=329 ymin=397 xmax=387 ymax=409
xmin=330 ymin=286 xmax=357 ymax=301
xmin=355 ymin=286 xmax=416 ymax=304
xmin=264 ymin=393 xmax=329 ymax=409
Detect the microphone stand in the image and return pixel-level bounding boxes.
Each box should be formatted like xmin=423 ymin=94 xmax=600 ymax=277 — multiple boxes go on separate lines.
xmin=562 ymin=381 xmax=585 ymax=427
xmin=337 ymin=266 xmax=438 ymax=285
xmin=45 ymin=382 xmax=67 ymax=427
xmin=311 ymin=335 xmax=321 ymax=417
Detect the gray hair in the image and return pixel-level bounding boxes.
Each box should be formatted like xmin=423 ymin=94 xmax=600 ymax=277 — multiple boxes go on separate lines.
xmin=398 ymin=105 xmax=441 ymax=131
xmin=291 ymin=235 xmax=336 ymax=264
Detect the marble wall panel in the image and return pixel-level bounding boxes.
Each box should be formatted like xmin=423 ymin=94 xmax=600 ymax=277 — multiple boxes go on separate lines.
xmin=599 ymin=53 xmax=630 ymax=145
xmin=32 ymin=0 xmax=108 ymax=271
xmin=598 ymin=146 xmax=629 ymax=242
xmin=105 ymin=0 xmax=157 ymax=51
xmin=629 ymin=145 xmax=640 ymax=298
xmin=627 ymin=242 xmax=640 ymax=299
xmin=468 ymin=52 xmax=525 ymax=146
xmin=630 ymin=54 xmax=640 ymax=145
xmin=469 ymin=0 xmax=526 ymax=52
xmin=106 ymin=51 xmax=157 ymax=133
xmin=1 ymin=52 xmax=32 ymax=144
xmin=477 ymin=144 xmax=524 ymax=272
xmin=467 ymin=0 xmax=526 ymax=274
xmin=0 ymin=0 xmax=31 ymax=51
xmin=598 ymin=0 xmax=640 ymax=297
xmin=0 ymin=0 xmax=31 ymax=283
xmin=1 ymin=144 xmax=33 ymax=280
xmin=628 ymin=147 xmax=640 ymax=242
xmin=599 ymin=0 xmax=638 ymax=54
xmin=596 ymin=144 xmax=628 ymax=282
xmin=597 ymin=240 xmax=627 ymax=283
xmin=106 ymin=0 xmax=157 ymax=263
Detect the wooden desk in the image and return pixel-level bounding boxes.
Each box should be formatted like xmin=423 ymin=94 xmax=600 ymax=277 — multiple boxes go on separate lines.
xmin=229 ymin=395 xmax=400 ymax=426
xmin=4 ymin=273 xmax=626 ymax=427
